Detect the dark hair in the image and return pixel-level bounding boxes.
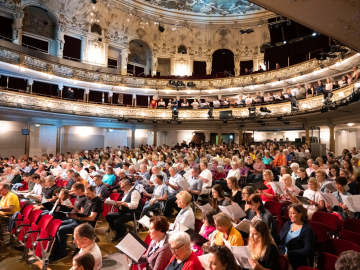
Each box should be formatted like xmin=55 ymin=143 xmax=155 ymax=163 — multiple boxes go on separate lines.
xmin=73 ymin=183 xmax=85 ymax=192
xmin=335 ymin=177 xmax=348 ymax=186
xmin=149 ymin=216 xmax=169 ymax=233
xmin=31 ymin=173 xmax=40 ymax=180
xmin=155 ymin=174 xmax=164 ymax=181
xmin=288 ymin=203 xmax=308 ymax=223
xmin=23 ymin=173 xmax=30 ymax=177
xmin=74 ymin=172 xmax=81 ymax=178
xmin=211 ymin=184 xmax=225 ymax=211
xmin=202 ymin=209 xmax=216 ymax=227
xmin=54 ymin=187 xmax=62 ymax=194
xmin=75 ymin=223 xmax=95 ymax=240
xmin=86 ymin=185 xmax=96 ymax=192
xmin=73 ymin=252 xmax=95 ymax=270
xmin=250 ymin=220 xmax=275 ymax=259
xmin=329 ymin=165 xmax=340 ymax=178
xmin=335 ymin=250 xmax=360 ymax=270
xmin=89 ymin=165 xmax=96 ymax=171
xmin=123 ymin=162 xmax=131 ymax=167
xmin=343 ymin=160 xmax=354 ymax=174
xmin=248 ymin=194 xmax=265 ymax=211
xmin=208 ymin=245 xmax=238 ymax=270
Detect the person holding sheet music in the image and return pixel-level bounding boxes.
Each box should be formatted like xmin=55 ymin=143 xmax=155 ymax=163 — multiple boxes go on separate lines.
xmin=192 ymin=210 xmax=217 ymax=255
xmin=93 ymin=175 xmax=108 ymax=199
xmin=247 ymin=220 xmax=280 ymax=270
xmin=247 ymin=194 xmax=277 ymax=237
xmin=165 ymin=231 xmax=202 ymax=270
xmin=136 ymin=216 xmax=173 ymax=270
xmin=325 ymin=177 xmax=354 ymax=219
xmin=43 ymin=175 xmax=59 ymax=202
xmin=173 ymin=191 xmax=195 ymax=231
xmin=297 ymin=177 xmax=325 ymax=220
xmin=199 ymin=161 xmax=212 ymax=195
xmin=183 ymin=166 xmax=203 ymax=201
xmin=211 ymin=184 xmax=230 ymax=212
xmin=276 ymin=204 xmax=315 ymax=270
xmin=343 ymin=160 xmax=358 ymax=182
xmin=75 ymin=164 xmax=89 ymax=182
xmin=257 ymin=170 xmax=276 ymax=202
xmin=213 ymin=212 xmax=244 ymax=247
xmin=340 ymin=169 xmax=359 ymax=195
xmin=105 ymin=179 xmax=141 ymax=242
xmin=315 ymin=169 xmax=328 ymax=193
xmin=142 ymin=174 xmax=168 ymax=217
xmin=48 ymin=188 xmax=72 ymax=215
xmin=207 ymin=245 xmax=238 ymax=270
xmin=225 ymin=176 xmax=243 ymax=206
xmin=102 ymin=166 xmax=115 ymax=188
xmin=295 ymin=168 xmax=309 ymax=191
xmin=278 ymin=174 xmax=299 ymax=204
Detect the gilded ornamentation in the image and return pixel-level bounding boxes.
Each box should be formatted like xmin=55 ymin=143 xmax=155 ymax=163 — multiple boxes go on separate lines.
xmin=53 ymin=65 xmax=74 ymax=77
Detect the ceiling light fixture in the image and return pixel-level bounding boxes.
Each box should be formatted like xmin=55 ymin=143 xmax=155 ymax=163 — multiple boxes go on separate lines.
xmin=347 ymin=123 xmax=355 ymax=126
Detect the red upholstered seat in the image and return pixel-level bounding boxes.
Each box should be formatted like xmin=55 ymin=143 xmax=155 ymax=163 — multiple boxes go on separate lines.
xmin=339 ymin=230 xmax=360 ymax=246
xmin=323 ymin=238 xmax=360 ymax=256
xmin=312 ymin=211 xmax=340 ymax=231
xmin=279 ymin=254 xmax=289 ymax=270
xmin=317 ymin=252 xmax=338 ymax=270
xmin=264 ymin=200 xmax=282 ymax=216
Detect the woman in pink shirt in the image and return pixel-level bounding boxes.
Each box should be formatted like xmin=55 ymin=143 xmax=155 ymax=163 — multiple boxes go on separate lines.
xmin=258 ymin=169 xmax=276 ymax=202
xmin=249 ymin=155 xmax=266 ymax=183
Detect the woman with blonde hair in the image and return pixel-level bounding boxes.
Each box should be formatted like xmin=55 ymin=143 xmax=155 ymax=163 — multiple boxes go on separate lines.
xmin=173 ymin=191 xmax=195 ymax=231
xmin=213 ymin=212 xmax=244 ymax=246
xmin=248 ymin=220 xmax=280 ymax=270
xmin=316 ymin=157 xmax=327 ymax=170
xmin=325 ymin=77 xmax=333 ymax=92
xmin=258 ymin=169 xmax=276 ymax=202
xmin=298 ymin=177 xmax=325 ymax=219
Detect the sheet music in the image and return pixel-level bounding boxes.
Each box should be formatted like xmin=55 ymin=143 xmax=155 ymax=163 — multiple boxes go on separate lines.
xmin=270 ymin=182 xmax=285 ymax=195
xmin=134 ymin=163 xmax=140 ymax=171
xmin=169 ymin=223 xmax=175 ymax=231
xmin=323 ymin=181 xmax=337 ymax=193
xmin=97 ymin=170 xmax=106 ymax=176
xmin=114 ymin=168 xmax=121 ymax=175
xmin=302 ymin=185 xmax=309 ymax=190
xmin=179 ymin=223 xmax=189 ymax=232
xmin=183 ymin=170 xmax=192 ymax=180
xmin=321 ymin=193 xmax=339 ymax=207
xmin=115 ymin=233 xmax=147 ymax=263
xmin=51 ymin=168 xmax=63 ymax=176
xmin=25 ymin=194 xmax=38 ymax=201
xmin=232 ymin=219 xmax=252 ymax=233
xmin=41 ymin=196 xmax=48 ymax=203
xmin=219 ymin=204 xmax=246 ymax=220
xmin=138 ymin=215 xmax=151 ymax=228
xmin=223 ymin=238 xmax=252 ymax=269
xmin=135 ymin=185 xmax=146 ymax=194
xmin=341 ymin=194 xmax=360 ymax=212
xmin=105 ymin=198 xmax=117 ymax=206
xmin=177 ymin=179 xmax=190 ymax=190
xmin=198 ymin=254 xmax=210 ymax=270
xmin=131 ymin=158 xmax=137 ymax=165
xmin=195 ymin=203 xmax=213 ymax=213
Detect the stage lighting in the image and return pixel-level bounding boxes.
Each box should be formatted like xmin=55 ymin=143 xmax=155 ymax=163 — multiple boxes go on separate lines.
xmin=291 ymin=97 xmax=299 ymax=112
xmin=98 ymin=37 xmax=102 ymax=42
xmin=176 ymin=81 xmax=185 ymax=87
xmin=208 ymin=107 xmax=214 ymax=118
xmin=177 ymin=120 xmax=182 ymax=124
xmin=340 ymin=99 xmax=350 ymax=106
xmin=329 ymin=103 xmax=338 ymax=110
xmin=123 ymin=118 xmax=128 ymax=122
xmin=286 ymin=20 xmax=292 ymax=26
xmin=169 ymin=80 xmax=176 ymax=86
xmin=158 ymin=25 xmax=165 ymax=32
xmin=277 ymin=117 xmax=283 ymax=121
xmin=187 ymin=82 xmax=196 ymax=88
xmin=260 ymin=107 xmax=271 ymax=113
xmin=246 ymin=29 xmax=254 ymax=34
xmin=248 ymin=106 xmax=256 ymax=117
xmin=178 ymin=45 xmax=187 ymax=54
xmin=240 ymin=30 xmax=245 ymax=35
xmin=312 ymin=32 xmax=317 ymax=36
xmin=172 ymin=107 xmax=179 ymax=119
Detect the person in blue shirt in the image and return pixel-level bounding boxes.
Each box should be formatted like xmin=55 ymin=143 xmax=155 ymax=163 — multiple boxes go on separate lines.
xmin=283 ymin=149 xmax=292 ymax=165
xmin=102 ymin=167 xmax=116 ymax=187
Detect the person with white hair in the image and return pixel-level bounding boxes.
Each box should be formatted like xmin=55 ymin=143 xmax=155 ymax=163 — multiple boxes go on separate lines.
xmin=165 ymin=231 xmax=202 ymax=270
xmin=278 ymin=174 xmax=299 ymax=204
xmin=290 ymin=163 xmax=300 ymax=179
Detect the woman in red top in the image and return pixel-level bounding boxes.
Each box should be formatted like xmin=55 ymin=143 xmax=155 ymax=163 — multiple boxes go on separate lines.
xmin=165 ymin=231 xmax=202 ymax=270
xmin=150 ymin=96 xmax=158 ymax=109
xmin=258 ymin=169 xmax=276 ymax=202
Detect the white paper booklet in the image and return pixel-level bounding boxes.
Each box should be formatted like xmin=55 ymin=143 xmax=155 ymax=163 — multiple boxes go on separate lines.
xmin=232 ymin=219 xmax=252 ymax=233
xmin=223 ymin=238 xmax=252 ymax=269
xmin=302 ymin=185 xmax=309 ymax=190
xmin=113 ymin=168 xmax=121 ymax=175
xmin=105 ymin=198 xmax=117 ymax=206
xmin=270 ymin=182 xmax=285 ymax=195
xmin=41 ymin=196 xmax=48 ymax=203
xmin=177 ymin=179 xmax=190 ymax=190
xmin=137 ymin=215 xmax=151 ymax=228
xmin=323 ymin=181 xmax=337 ymax=193
xmin=195 ymin=203 xmax=213 ymax=213
xmin=341 ymin=194 xmax=360 ymax=212
xmin=97 ymin=170 xmax=106 ymax=176
xmin=134 ymin=163 xmax=140 ymax=171
xmin=115 ymin=232 xmax=148 ymax=263
xmin=219 ymin=203 xmax=246 ymax=219
xmin=198 ymin=254 xmax=210 ymax=270
xmin=169 ymin=223 xmax=175 ymax=231
xmin=321 ymin=193 xmax=339 ymax=207
xmin=183 ymin=170 xmax=192 ymax=180
xmin=51 ymin=168 xmax=63 ymax=176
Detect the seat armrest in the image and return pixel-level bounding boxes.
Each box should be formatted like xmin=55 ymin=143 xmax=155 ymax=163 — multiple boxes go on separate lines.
xmin=27 ymin=230 xmax=41 ymax=234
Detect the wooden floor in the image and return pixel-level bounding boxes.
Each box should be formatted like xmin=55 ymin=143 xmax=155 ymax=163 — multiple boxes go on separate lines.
xmin=0 ymin=208 xmax=201 ymax=270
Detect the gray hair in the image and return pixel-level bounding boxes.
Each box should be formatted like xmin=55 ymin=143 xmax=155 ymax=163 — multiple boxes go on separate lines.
xmin=168 ymin=231 xmax=191 ymax=247
xmin=0 ymin=182 xmax=10 ymax=190
xmin=335 ymin=250 xmax=360 ymax=270
xmin=176 ymin=163 xmax=184 ymax=170
xmin=169 ymin=167 xmax=176 ymax=172
xmin=121 ymin=179 xmax=131 ymax=186
xmin=290 ymin=162 xmax=299 ymax=169
xmin=140 ymin=164 xmax=147 ymax=170
xmin=129 ymin=165 xmax=135 ymax=170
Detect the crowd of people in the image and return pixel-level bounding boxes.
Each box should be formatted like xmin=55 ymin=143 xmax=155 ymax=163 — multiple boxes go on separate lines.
xmin=149 ymin=66 xmax=359 ymax=110
xmin=1 ymin=139 xmax=360 ymax=270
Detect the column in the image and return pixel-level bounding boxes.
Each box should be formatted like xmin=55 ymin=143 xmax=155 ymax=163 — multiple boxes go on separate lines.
xmin=81 ymin=34 xmax=88 ymax=62
xmin=206 ymin=56 xmax=212 ymax=75
xmin=133 ymin=93 xmax=136 ymax=106
xmin=253 ymin=59 xmax=258 ymax=71
xmin=27 ymin=78 xmax=33 ymax=94
xmin=24 ymin=124 xmax=30 ymax=157
xmin=151 ymin=53 xmax=158 ymax=76
xmin=131 ymin=127 xmax=136 ymax=149
xmin=103 ymin=41 xmax=109 ymax=67
xmin=58 ymin=83 xmax=63 ymax=98
xmin=56 ymin=24 xmax=66 ymax=58
xmin=120 ymin=49 xmax=129 ymax=75
xmin=153 ymin=130 xmax=157 ymax=146
xmin=190 ymin=56 xmax=194 ymax=76
xmin=234 ymin=55 xmax=240 ymax=76
xmin=238 ymin=128 xmax=243 ymax=145
xmin=55 ymin=121 xmax=62 ymax=155
xmin=170 ymin=55 xmax=175 ymax=75
xmin=12 ymin=10 xmax=24 ymax=45
xmin=109 ymin=91 xmax=113 ymax=104
xmin=218 ymin=132 xmax=221 ymax=145
xmin=305 ymin=126 xmax=310 ymax=146
xmin=329 ymin=124 xmax=335 ymax=153
xmin=204 ymin=132 xmax=210 ymax=143
xmin=84 ymin=87 xmax=90 ymax=103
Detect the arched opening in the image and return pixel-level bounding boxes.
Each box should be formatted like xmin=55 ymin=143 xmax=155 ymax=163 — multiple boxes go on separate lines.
xmin=212 ymin=49 xmax=234 ymax=77
xmin=127 ymin=39 xmax=151 ymax=76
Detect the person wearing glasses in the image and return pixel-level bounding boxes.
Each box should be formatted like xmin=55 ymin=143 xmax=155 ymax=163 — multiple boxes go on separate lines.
xmin=165 ymin=231 xmax=202 ymax=270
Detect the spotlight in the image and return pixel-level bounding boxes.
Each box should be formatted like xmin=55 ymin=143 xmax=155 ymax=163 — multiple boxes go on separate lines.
xmin=172 ymin=107 xmax=179 ymax=119
xmin=208 ymin=107 xmax=214 ymax=118
xmin=187 ymin=82 xmax=196 ymax=88
xmin=283 ymin=41 xmax=287 ymax=44
xmin=277 ymin=78 xmax=281 ymax=81
xmin=176 ymin=81 xmax=185 ymax=87
xmin=320 ymin=64 xmax=324 ymax=69
xmin=276 ymin=117 xmax=283 ymax=121
xmin=340 ymin=99 xmax=350 ymax=106
xmin=329 ymin=103 xmax=338 ymax=110
xmin=260 ymin=107 xmax=271 ymax=113
xmin=166 ymin=120 xmax=172 ymax=124
xmin=91 ymin=0 xmax=97 ymax=3
xmin=98 ymin=37 xmax=102 ymax=42
xmin=240 ymin=30 xmax=245 ymax=35
xmin=312 ymin=32 xmax=317 ymax=36
xmin=158 ymin=25 xmax=165 ymax=32
xmin=320 ymin=107 xmax=328 ymax=113
xmin=169 ymin=80 xmax=176 ymax=86
xmin=246 ymin=29 xmax=254 ymax=34
xmin=178 ymin=45 xmax=187 ymax=54
xmin=248 ymin=106 xmax=256 ymax=117
xmin=177 ymin=120 xmax=182 ymax=124
xmin=223 ymin=120 xmax=228 ymax=124
xmin=152 ymin=120 xmax=157 ymax=123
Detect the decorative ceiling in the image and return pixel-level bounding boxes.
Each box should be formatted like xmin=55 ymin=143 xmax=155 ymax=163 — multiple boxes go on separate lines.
xmin=139 ymin=0 xmax=263 ymax=16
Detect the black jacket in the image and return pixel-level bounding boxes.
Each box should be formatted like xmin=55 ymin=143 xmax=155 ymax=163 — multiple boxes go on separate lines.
xmin=276 ymin=221 xmax=315 ymax=270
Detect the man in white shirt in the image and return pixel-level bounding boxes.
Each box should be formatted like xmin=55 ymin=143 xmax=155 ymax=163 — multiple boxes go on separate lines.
xmin=163 ymin=167 xmax=183 ymax=216
xmin=73 ymin=223 xmax=102 ymax=270
xmin=75 ymin=164 xmax=88 ymax=181
xmin=199 ymin=161 xmax=212 ymax=195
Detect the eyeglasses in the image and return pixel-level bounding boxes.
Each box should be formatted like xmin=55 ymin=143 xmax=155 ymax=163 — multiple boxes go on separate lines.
xmin=170 ymin=244 xmax=184 ymax=252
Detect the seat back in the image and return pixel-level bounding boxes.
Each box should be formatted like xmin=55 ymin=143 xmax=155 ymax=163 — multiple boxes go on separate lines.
xmin=34 ymin=229 xmax=49 ymax=259
xmin=70 ymin=198 xmax=76 ymax=205
xmin=195 ymin=218 xmax=203 ymax=233
xmin=343 ymin=219 xmax=360 ymax=234
xmin=265 ymin=165 xmax=273 ymax=170
xmin=19 ymin=181 xmax=28 ymax=191
xmin=323 ymin=238 xmax=360 ymax=256
xmin=26 ymin=223 xmax=39 ymax=249
xmin=297 ymin=267 xmax=315 ymax=270
xmin=339 ymin=230 xmax=360 ymax=246
xmin=22 ymin=205 xmax=34 ymax=219
xmin=29 ymin=209 xmax=42 ymax=225
xmin=312 ymin=211 xmax=339 ymax=231
xmin=18 ymin=218 xmax=30 ymax=242
xmin=55 ymin=179 xmax=63 ymax=187
xmin=317 ymin=252 xmax=338 ymax=270
xmin=309 ymin=221 xmax=332 ymax=252
xmin=277 ymin=215 xmax=290 ymax=224
xmin=61 ymin=180 xmax=68 ymax=187
xmin=278 ymin=254 xmax=289 ymax=270
xmin=12 ymin=212 xmax=23 ymax=234
xmin=110 ymin=192 xmax=121 ymax=201
xmin=264 ymin=200 xmax=282 ymax=216
xmin=19 ymin=201 xmax=26 ymax=210
xmin=46 ymin=219 xmax=62 ymax=238
xmin=37 ymin=214 xmax=53 ymax=230
xmin=276 ymin=219 xmax=285 ymax=236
